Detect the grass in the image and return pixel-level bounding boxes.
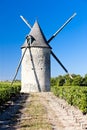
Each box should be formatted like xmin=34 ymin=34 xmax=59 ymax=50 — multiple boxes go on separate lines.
xmin=17 ymin=93 xmax=52 ymax=130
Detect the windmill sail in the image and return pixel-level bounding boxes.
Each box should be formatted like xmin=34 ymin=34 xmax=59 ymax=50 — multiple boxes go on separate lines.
xmin=51 ymin=51 xmax=73 ymax=79
xmin=51 ymin=51 xmax=68 ymax=73
xmin=20 ymin=15 xmax=32 ymax=29
xmin=19 ymin=14 xmax=76 ymax=81
xmin=48 ymin=13 xmax=76 ymax=43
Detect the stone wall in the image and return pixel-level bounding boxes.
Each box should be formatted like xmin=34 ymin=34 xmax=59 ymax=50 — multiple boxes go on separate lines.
xmin=21 ymin=47 xmax=51 ymax=92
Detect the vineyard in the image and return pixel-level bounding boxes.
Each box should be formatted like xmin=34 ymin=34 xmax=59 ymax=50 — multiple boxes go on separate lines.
xmin=0 ymin=77 xmax=87 ymax=114
xmin=51 ymin=85 xmax=87 ymax=114
xmin=0 ymin=80 xmax=87 ymax=129
xmin=0 ymin=81 xmax=21 ymax=106
xmin=51 ymin=74 xmax=87 ymax=114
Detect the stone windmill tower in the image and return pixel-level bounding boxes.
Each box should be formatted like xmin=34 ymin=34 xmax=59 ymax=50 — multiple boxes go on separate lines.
xmin=21 ymin=21 xmax=51 ymax=92
xmin=11 ymin=13 xmax=76 ymax=92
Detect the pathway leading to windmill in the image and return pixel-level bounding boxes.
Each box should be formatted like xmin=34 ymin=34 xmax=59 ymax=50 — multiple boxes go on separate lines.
xmin=0 ymin=92 xmax=87 ymax=130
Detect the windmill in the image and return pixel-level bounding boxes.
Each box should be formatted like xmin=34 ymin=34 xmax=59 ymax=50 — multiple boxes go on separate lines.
xmin=11 ymin=13 xmax=76 ymax=92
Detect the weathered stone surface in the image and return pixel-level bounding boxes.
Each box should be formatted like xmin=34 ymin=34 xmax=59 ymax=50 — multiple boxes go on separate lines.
xmin=21 ymin=21 xmax=51 ymax=93
xmin=21 ymin=47 xmax=51 ymax=92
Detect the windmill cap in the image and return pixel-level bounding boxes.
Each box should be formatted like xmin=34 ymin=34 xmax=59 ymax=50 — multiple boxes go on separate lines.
xmin=21 ymin=20 xmax=52 ymax=49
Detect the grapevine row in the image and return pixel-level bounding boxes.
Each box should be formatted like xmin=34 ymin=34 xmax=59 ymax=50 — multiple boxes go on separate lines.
xmin=0 ymin=82 xmax=21 ymax=105
xmin=51 ymin=85 xmax=87 ymax=114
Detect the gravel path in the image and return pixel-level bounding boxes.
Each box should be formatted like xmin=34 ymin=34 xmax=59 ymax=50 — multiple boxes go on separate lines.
xmin=0 ymin=92 xmax=87 ymax=130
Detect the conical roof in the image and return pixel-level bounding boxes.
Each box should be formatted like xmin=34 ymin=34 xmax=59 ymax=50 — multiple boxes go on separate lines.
xmin=21 ymin=21 xmax=51 ymax=48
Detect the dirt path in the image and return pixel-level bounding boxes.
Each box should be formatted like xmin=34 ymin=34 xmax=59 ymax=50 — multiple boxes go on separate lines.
xmin=0 ymin=92 xmax=87 ymax=130
xmin=36 ymin=92 xmax=85 ymax=130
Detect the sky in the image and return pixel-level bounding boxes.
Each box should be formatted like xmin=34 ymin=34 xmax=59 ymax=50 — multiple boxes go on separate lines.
xmin=0 ymin=0 xmax=87 ymax=81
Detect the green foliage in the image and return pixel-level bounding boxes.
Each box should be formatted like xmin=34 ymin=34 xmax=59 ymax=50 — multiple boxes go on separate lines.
xmin=0 ymin=81 xmax=21 ymax=105
xmin=82 ymin=74 xmax=87 ymax=86
xmin=51 ymin=74 xmax=87 ymax=114
xmin=50 ymin=77 xmax=57 ymax=87
xmin=51 ymin=75 xmax=65 ymax=87
xmin=51 ymin=85 xmax=87 ymax=114
xmin=51 ymin=74 xmax=87 ymax=87
xmin=57 ymin=75 xmax=65 ymax=86
xmin=72 ymin=75 xmax=83 ymax=86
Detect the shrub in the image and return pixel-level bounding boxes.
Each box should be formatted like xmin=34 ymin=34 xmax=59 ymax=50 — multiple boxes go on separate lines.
xmin=51 ymin=85 xmax=87 ymax=114
xmin=0 ymin=82 xmax=21 ymax=105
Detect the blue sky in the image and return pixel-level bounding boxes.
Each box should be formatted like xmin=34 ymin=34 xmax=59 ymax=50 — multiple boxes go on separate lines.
xmin=0 ymin=0 xmax=87 ymax=80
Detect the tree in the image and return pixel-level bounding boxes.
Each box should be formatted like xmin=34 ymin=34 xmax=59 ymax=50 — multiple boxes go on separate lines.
xmin=51 ymin=77 xmax=57 ymax=87
xmin=51 ymin=74 xmax=87 ymax=87
xmin=57 ymin=75 xmax=65 ymax=86
xmin=81 ymin=74 xmax=87 ymax=86
xmin=72 ymin=75 xmax=83 ymax=86
xmin=63 ymin=74 xmax=73 ymax=86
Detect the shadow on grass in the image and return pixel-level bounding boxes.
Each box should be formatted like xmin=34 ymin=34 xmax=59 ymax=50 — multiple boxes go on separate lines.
xmin=0 ymin=93 xmax=29 ymax=130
